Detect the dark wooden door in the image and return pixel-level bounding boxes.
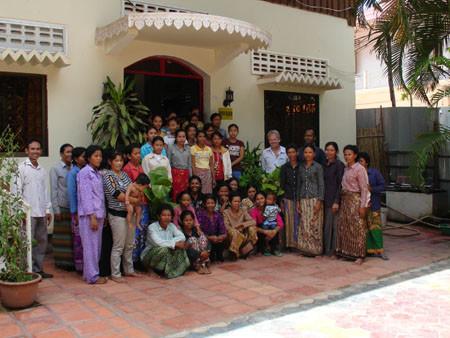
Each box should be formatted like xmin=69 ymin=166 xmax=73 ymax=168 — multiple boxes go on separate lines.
xmin=264 ymin=90 xmax=319 ymax=147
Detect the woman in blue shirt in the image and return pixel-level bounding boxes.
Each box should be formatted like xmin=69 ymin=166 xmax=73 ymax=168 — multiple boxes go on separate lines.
xmin=358 ymin=152 xmax=388 ymax=260
xmin=66 ymin=146 xmax=86 ymax=273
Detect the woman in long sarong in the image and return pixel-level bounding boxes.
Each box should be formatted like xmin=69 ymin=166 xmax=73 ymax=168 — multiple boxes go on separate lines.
xmin=296 ymin=145 xmax=324 ymax=256
xmin=223 ymin=193 xmax=258 ymax=260
xmin=168 ymin=129 xmax=191 ymax=202
xmin=358 ymin=152 xmax=388 ymax=260
xmin=280 ymin=145 xmax=300 ymax=250
xmin=336 ymin=145 xmax=370 ymax=265
xmin=141 ymin=204 xmax=190 ymax=279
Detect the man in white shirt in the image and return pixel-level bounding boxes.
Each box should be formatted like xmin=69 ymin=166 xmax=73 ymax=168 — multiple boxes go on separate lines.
xmin=13 ymin=140 xmax=53 ymax=278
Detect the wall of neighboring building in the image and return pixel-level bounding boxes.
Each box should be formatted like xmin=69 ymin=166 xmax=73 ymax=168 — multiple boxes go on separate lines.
xmin=0 ymin=0 xmax=355 ymax=170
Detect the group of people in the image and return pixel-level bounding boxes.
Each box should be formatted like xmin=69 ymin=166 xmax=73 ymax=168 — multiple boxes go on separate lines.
xmin=13 ymin=109 xmax=386 ymax=284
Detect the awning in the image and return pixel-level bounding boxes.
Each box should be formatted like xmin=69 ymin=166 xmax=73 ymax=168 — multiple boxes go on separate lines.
xmin=256 ymin=71 xmax=342 ymax=90
xmin=95 ymin=12 xmax=271 ymax=68
xmin=0 ymin=48 xmax=71 ymax=67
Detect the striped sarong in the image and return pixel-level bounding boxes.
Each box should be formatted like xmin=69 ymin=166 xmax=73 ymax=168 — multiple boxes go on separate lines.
xmin=53 ymin=207 xmax=74 ymax=270
xmin=298 ymin=198 xmax=323 ymax=256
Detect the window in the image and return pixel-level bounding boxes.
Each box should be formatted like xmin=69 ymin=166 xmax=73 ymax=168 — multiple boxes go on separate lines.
xmin=0 ymin=72 xmax=48 ymax=155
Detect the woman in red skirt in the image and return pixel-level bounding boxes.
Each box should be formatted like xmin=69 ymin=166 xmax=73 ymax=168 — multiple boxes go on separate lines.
xmin=168 ymin=129 xmax=192 ymax=202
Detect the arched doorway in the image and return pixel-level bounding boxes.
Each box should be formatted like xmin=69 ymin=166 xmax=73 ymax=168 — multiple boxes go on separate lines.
xmin=124 ymin=56 xmax=204 ymax=120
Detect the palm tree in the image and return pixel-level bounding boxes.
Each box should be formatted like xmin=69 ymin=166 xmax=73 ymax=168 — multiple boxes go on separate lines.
xmin=354 ymin=0 xmax=449 ymax=107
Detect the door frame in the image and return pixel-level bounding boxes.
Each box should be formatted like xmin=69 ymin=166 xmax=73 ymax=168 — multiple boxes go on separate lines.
xmin=124 ymin=56 xmax=204 ymax=114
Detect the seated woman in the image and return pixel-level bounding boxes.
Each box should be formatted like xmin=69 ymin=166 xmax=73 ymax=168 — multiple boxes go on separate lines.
xmin=223 ymin=193 xmax=258 ymax=260
xmin=250 ymin=192 xmax=284 ymax=257
xmin=197 ymin=195 xmax=227 ymax=262
xmin=180 ymin=210 xmax=211 ymax=274
xmin=140 ymin=204 xmax=190 ymax=279
xmin=173 ymin=191 xmax=200 ymax=228
xmin=241 ymin=185 xmax=257 ymax=211
xmin=215 ymin=182 xmax=231 ymax=214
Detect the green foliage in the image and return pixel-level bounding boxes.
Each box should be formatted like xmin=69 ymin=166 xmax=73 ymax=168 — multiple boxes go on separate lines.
xmin=355 ymin=1 xmax=450 ymax=106
xmin=0 ymin=127 xmax=32 ymax=283
xmin=239 ymin=142 xmax=264 ymax=189
xmin=261 ymin=167 xmax=285 ymax=196
xmin=143 ymin=167 xmax=175 ymax=221
xmin=87 ymin=76 xmax=150 ymax=149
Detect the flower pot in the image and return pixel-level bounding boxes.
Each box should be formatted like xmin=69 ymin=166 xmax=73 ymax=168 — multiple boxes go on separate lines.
xmin=0 ymin=272 xmax=42 ymax=309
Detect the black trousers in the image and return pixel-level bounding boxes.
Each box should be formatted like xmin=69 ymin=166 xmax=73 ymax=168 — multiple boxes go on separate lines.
xmin=99 ymin=224 xmax=113 ymax=277
xmin=257 ymin=229 xmax=280 ymax=253
xmin=210 ymin=242 xmax=225 ymax=262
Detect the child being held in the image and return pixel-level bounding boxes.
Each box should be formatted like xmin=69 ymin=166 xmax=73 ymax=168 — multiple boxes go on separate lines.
xmin=125 ymin=173 xmax=150 ymax=229
xmin=262 ymin=192 xmax=281 ymax=230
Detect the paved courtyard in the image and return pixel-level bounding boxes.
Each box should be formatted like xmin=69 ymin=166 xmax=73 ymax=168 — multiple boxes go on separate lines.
xmin=1 ymin=225 xmax=449 ymax=338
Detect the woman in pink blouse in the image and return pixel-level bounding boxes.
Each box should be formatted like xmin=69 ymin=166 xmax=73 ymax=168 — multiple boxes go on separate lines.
xmin=336 ymin=145 xmax=370 ymax=265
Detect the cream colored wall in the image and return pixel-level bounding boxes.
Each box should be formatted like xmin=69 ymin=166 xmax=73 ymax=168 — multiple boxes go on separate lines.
xmin=0 ymin=0 xmax=355 ymax=170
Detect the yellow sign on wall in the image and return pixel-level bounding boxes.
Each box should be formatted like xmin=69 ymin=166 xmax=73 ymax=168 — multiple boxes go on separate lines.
xmin=218 ymin=107 xmax=233 ymax=120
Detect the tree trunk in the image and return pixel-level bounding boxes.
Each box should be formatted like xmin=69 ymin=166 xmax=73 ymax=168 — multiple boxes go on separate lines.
xmin=385 ymin=35 xmax=396 ymax=107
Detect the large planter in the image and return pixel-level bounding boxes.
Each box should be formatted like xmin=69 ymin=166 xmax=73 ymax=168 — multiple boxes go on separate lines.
xmin=0 ymin=272 xmax=41 ymax=309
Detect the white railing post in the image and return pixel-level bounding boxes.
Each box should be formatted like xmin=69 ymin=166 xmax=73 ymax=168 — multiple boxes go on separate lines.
xmin=23 ymin=201 xmax=33 ymax=273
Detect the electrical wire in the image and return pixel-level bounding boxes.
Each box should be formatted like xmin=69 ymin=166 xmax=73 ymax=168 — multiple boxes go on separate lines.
xmin=294 ymin=0 xmax=354 ymax=12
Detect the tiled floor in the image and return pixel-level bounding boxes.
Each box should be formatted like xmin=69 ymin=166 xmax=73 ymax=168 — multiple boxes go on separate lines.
xmin=210 ymin=268 xmax=450 ymax=338
xmin=1 ymin=225 xmax=450 ymax=338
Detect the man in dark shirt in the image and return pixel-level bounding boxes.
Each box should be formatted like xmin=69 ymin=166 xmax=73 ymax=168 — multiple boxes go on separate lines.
xmin=298 ymin=129 xmax=326 ymax=165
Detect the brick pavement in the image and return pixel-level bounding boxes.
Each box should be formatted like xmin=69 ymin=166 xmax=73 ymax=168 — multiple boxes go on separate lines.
xmin=1 ymin=225 xmax=449 ymax=338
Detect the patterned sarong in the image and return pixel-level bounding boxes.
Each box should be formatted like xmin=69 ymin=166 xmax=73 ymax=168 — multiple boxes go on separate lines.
xmin=283 ymin=198 xmax=300 ymax=249
xmin=298 ymin=198 xmax=323 ymax=256
xmin=227 ymin=226 xmax=258 ymax=258
xmin=336 ymin=192 xmax=367 ymax=259
xmin=141 ymin=247 xmax=190 ymax=279
xmin=367 ymin=210 xmax=384 ymax=254
xmin=53 ymin=208 xmax=74 ymax=270
xmin=196 ymin=168 xmax=213 ymax=195
xmin=171 ymin=168 xmax=190 ymax=202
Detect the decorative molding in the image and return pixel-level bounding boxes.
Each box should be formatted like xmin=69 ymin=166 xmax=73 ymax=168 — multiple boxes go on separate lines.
xmin=0 ymin=48 xmax=70 ymax=66
xmin=95 ymin=12 xmax=271 ymax=50
xmin=257 ymin=71 xmax=342 ymax=90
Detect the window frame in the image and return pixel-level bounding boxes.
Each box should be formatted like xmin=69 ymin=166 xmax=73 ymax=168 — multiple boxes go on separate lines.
xmin=0 ymin=72 xmax=48 ymax=157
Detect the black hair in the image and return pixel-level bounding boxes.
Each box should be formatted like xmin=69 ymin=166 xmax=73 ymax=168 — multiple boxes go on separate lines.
xmin=286 ymin=144 xmax=298 ymax=152
xmin=151 ymin=136 xmax=164 ymax=145
xmin=229 ymin=192 xmax=241 ymax=202
xmin=211 ymin=131 xmax=223 ymax=140
xmin=185 ymin=123 xmax=198 ymax=133
xmin=203 ymin=194 xmax=217 ymax=204
xmin=179 ymin=210 xmax=195 ymax=227
xmin=147 ymin=125 xmax=157 ymax=133
xmin=215 ymin=182 xmax=230 ymax=196
xmin=59 ymin=143 xmax=73 ymax=154
xmin=151 ymin=114 xmax=164 ymax=122
xmin=177 ymin=190 xmax=192 ymax=204
xmin=167 ymin=117 xmax=178 ymax=124
xmin=325 ymin=141 xmax=339 ymax=152
xmin=72 ymin=147 xmax=86 ymax=164
xmin=255 ymin=191 xmax=267 ymax=199
xmin=358 ymin=151 xmax=371 ymax=166
xmin=108 ymin=150 xmax=123 ymax=162
xmin=26 ymin=139 xmax=42 ymax=149
xmin=210 ymin=113 xmax=221 ymax=121
xmin=304 ymin=128 xmax=315 ymax=135
xmin=203 ymin=123 xmax=214 ymax=132
xmin=157 ymin=203 xmax=174 ymax=218
xmin=266 ymin=191 xmax=277 ymax=199
xmin=227 ymin=177 xmax=239 ymax=189
xmin=175 ymin=129 xmax=186 ymax=140
xmin=189 ymin=175 xmax=202 ymax=185
xmin=303 ymin=144 xmax=316 ymax=153
xmin=197 ymin=130 xmax=207 ymax=138
xmin=135 ymin=173 xmax=150 ymax=185
xmin=246 ymin=184 xmax=258 ymax=194
xmin=85 ymin=145 xmax=103 ymax=161
xmin=343 ymin=144 xmax=359 ymax=155
xmin=228 ymin=123 xmax=239 ymax=132
xmin=125 ymin=143 xmax=141 ymax=155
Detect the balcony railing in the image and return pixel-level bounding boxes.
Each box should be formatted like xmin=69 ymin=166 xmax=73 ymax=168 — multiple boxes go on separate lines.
xmin=0 ymin=18 xmax=67 ymax=54
xmin=122 ymin=0 xmax=206 ymax=15
xmin=252 ymin=50 xmax=329 ymax=78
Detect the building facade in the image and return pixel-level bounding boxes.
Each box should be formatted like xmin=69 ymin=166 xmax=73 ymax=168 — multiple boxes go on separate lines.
xmin=0 ymin=0 xmax=356 ymax=169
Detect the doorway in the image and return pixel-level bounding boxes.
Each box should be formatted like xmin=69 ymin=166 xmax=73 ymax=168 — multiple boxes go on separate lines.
xmin=264 ymin=90 xmax=320 ymax=147
xmin=124 ymin=56 xmax=203 ymax=120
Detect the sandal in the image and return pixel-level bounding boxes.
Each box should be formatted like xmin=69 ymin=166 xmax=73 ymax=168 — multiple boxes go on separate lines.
xmin=94 ymin=277 xmax=108 ymax=284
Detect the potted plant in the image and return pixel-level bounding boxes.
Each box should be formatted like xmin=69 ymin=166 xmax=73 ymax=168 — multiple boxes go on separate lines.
xmin=0 ymin=127 xmax=42 ymax=309
xmin=261 ymin=167 xmax=285 ymax=197
xmin=239 ymin=142 xmax=265 ymax=190
xmin=87 ymin=76 xmax=150 ymax=149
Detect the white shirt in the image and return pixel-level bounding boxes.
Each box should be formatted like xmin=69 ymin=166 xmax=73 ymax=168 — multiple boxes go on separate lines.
xmin=12 ymin=159 xmax=51 ymax=217
xmin=142 ymin=153 xmax=173 ymax=181
xmin=261 ymin=146 xmax=288 ymax=173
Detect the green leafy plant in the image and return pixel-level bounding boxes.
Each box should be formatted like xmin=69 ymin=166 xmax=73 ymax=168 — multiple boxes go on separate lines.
xmin=0 ymin=127 xmax=31 ymax=282
xmin=239 ymin=142 xmax=265 ymax=189
xmin=143 ymin=167 xmax=174 ymax=222
xmin=87 ymin=76 xmax=150 ymax=149
xmin=261 ymin=167 xmax=285 ymax=196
